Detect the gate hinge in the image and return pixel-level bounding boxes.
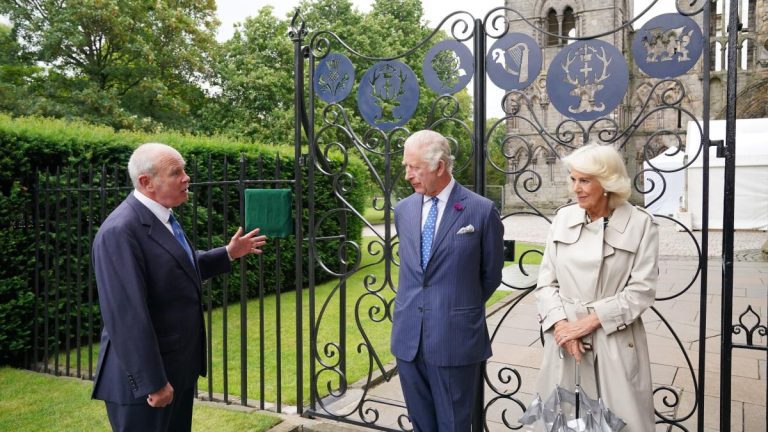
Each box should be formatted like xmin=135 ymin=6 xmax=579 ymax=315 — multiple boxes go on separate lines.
xmin=709 ymin=139 xmax=725 ymax=158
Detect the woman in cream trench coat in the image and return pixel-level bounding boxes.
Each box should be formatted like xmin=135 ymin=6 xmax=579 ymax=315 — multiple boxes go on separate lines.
xmin=534 ymin=144 xmax=659 ymax=431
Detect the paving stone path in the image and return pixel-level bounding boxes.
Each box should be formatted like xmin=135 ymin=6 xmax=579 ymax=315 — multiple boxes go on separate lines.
xmin=313 ymin=218 xmax=768 ymax=431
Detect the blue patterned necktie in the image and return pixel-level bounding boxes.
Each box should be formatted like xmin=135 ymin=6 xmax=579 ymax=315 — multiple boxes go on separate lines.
xmin=169 ymin=213 xmax=194 ymax=265
xmin=421 ymin=197 xmax=439 ymax=270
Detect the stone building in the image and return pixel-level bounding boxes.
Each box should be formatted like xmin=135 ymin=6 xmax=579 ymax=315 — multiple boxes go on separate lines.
xmin=500 ymin=0 xmax=768 ymax=211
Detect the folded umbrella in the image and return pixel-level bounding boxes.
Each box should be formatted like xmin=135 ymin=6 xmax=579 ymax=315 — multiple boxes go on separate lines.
xmin=519 ymin=359 xmax=625 ymax=432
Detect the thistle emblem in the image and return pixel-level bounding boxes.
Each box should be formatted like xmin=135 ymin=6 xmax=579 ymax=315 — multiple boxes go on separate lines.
xmin=317 ymin=58 xmax=350 ymax=98
xmin=432 ymin=50 xmax=465 ymax=92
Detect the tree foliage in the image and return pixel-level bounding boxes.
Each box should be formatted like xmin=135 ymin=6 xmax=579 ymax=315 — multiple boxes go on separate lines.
xmin=2 ymin=0 xmax=480 ymax=171
xmin=212 ymin=0 xmax=474 ymax=198
xmin=0 ymin=22 xmax=44 ymax=114
xmin=0 ymin=0 xmax=220 ymax=131
xmin=209 ymin=6 xmax=295 ymax=143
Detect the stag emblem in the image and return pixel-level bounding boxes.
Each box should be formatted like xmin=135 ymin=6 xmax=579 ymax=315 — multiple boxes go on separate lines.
xmin=642 ymin=26 xmax=694 ymax=63
xmin=369 ymin=63 xmax=409 ymax=122
xmin=562 ymin=44 xmax=612 ymax=114
xmin=317 ymin=58 xmax=351 ymax=99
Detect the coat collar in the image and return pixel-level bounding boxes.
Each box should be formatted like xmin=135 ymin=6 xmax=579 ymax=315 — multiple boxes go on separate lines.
xmin=554 ymin=201 xmax=638 ymax=254
xmin=126 ymin=194 xmax=200 ymax=284
xmin=606 ymin=201 xmax=632 ymax=234
xmin=561 ymin=201 xmax=632 ymax=234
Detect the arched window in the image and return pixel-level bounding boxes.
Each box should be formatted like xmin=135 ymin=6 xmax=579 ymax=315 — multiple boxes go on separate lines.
xmin=562 ymin=7 xmax=576 ymax=41
xmin=741 ymin=39 xmax=753 ymax=70
xmin=547 ymin=9 xmax=559 ymax=46
xmin=748 ymin=0 xmax=757 ymax=33
xmin=710 ymin=1 xmax=720 ymax=36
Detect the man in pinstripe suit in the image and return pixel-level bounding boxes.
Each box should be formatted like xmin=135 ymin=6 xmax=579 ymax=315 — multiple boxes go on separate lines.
xmin=392 ymin=130 xmax=504 ymax=431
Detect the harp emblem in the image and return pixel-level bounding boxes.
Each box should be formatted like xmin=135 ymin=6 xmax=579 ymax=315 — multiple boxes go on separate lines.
xmin=492 ymin=42 xmax=529 ymax=82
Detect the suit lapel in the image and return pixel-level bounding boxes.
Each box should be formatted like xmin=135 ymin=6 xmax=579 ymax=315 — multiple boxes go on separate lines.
xmin=404 ymin=194 xmax=424 ymax=270
xmin=127 ymin=195 xmax=200 ymax=286
xmin=428 ymin=183 xmax=466 ymax=259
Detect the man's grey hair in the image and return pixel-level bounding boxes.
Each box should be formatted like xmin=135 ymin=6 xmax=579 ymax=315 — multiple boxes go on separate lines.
xmin=404 ymin=130 xmax=455 ymax=174
xmin=127 ymin=143 xmax=183 ymax=189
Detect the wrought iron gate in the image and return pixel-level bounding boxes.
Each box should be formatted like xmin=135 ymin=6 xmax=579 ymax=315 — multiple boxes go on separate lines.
xmin=293 ymin=1 xmax=766 ymax=431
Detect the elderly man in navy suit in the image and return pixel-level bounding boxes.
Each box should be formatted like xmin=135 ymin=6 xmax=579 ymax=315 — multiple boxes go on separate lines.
xmin=391 ymin=130 xmax=504 ymax=431
xmin=91 ymin=143 xmax=267 ymax=431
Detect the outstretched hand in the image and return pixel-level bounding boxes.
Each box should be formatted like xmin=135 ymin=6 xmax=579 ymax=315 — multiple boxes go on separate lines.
xmin=226 ymin=227 xmax=267 ymax=259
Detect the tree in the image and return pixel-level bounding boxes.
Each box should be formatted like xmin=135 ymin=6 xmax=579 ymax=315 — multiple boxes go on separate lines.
xmin=212 ymin=0 xmax=473 ymax=159
xmin=0 ymin=22 xmax=44 ymax=114
xmin=0 ymin=0 xmax=220 ymax=131
xmin=210 ymin=6 xmax=295 ymax=143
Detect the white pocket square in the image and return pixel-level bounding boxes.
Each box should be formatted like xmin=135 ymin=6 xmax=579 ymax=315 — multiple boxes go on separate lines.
xmin=456 ymin=224 xmax=475 ymax=235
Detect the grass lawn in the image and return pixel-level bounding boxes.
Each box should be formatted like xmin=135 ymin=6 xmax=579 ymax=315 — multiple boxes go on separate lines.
xmin=0 ymin=367 xmax=281 ymax=432
xmin=57 ymin=237 xmax=515 ymax=407
xmin=507 ymin=241 xmax=545 ymax=265
xmin=362 ymin=205 xmax=392 ymax=224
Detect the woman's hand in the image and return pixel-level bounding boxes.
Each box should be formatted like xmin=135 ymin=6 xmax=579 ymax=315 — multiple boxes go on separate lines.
xmin=562 ymin=339 xmax=586 ymax=362
xmin=554 ymin=315 xmax=601 ymax=348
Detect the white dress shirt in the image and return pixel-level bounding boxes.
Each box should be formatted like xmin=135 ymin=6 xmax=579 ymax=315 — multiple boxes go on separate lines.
xmin=420 ymin=177 xmax=455 ymax=235
xmin=133 ymin=190 xmax=175 ymax=234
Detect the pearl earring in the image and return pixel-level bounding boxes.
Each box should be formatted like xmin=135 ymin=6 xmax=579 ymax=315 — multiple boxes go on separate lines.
xmin=603 ymin=191 xmax=608 ymax=197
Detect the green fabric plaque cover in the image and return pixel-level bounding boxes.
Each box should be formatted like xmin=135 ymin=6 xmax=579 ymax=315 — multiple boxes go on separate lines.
xmin=245 ymin=189 xmax=293 ymax=238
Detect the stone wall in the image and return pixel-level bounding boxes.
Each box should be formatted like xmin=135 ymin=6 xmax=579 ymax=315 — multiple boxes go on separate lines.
xmin=499 ymin=0 xmax=768 ymax=213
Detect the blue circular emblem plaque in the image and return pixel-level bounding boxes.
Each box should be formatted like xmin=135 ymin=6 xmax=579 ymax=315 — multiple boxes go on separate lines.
xmin=546 ymin=40 xmax=629 ymax=121
xmin=486 ymin=33 xmax=542 ymax=91
xmin=357 ymin=60 xmax=420 ymax=131
xmin=314 ymin=53 xmax=355 ymax=104
xmin=632 ymin=13 xmax=703 ymax=78
xmin=423 ymin=40 xmax=474 ymax=95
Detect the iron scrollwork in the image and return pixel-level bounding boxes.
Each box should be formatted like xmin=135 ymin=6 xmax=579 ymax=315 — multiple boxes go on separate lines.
xmin=297 ymin=1 xmax=714 ymax=430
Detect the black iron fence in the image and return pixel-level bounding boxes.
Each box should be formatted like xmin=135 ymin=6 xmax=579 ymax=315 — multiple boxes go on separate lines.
xmin=29 ymin=154 xmax=307 ymax=411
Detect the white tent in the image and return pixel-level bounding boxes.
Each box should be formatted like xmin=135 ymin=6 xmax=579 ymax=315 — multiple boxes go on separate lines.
xmin=685 ymin=118 xmax=768 ymax=231
xmin=643 ymin=147 xmax=686 ymax=217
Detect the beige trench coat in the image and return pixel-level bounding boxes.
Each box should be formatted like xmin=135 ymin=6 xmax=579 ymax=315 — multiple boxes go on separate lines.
xmin=534 ymin=201 xmax=659 ymax=432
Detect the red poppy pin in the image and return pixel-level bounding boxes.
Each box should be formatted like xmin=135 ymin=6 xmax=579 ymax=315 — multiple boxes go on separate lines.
xmin=453 ymin=202 xmax=464 ymax=211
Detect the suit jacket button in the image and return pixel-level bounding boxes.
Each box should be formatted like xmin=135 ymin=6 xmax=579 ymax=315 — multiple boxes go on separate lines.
xmin=418 ymin=307 xmax=423 ymax=312
xmin=628 ymin=343 xmax=634 ymax=348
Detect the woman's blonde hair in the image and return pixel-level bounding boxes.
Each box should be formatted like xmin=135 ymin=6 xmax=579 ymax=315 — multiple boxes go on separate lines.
xmin=562 ymin=143 xmax=631 ymax=208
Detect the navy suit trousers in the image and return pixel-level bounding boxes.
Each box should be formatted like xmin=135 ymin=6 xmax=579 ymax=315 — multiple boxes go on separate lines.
xmin=105 ymin=386 xmax=194 ymax=432
xmin=397 ymin=350 xmax=481 ymax=432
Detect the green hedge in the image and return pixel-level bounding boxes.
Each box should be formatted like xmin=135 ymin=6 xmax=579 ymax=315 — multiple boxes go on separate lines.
xmin=0 ymin=114 xmax=367 ymax=366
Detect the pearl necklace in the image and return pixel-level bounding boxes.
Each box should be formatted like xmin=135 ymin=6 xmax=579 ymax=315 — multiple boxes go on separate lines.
xmin=585 ymin=209 xmax=614 ymax=225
